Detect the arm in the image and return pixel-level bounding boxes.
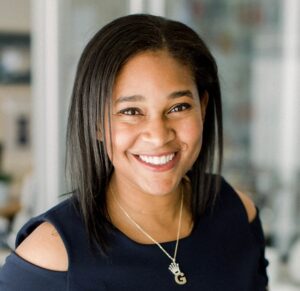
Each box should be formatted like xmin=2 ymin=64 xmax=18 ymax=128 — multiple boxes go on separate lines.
xmin=15 ymin=221 xmax=68 ymax=271
xmin=0 ymin=222 xmax=68 ymax=290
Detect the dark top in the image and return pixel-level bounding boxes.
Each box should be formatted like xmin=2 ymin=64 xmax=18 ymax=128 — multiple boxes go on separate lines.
xmin=0 ymin=177 xmax=269 ymax=290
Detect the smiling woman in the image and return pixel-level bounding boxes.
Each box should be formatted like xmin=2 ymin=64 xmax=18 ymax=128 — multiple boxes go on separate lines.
xmin=0 ymin=14 xmax=268 ymax=291
xmin=107 ymin=50 xmax=204 ymax=196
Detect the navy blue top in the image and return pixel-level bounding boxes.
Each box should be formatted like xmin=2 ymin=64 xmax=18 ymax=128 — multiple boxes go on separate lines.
xmin=0 ymin=177 xmax=268 ymax=290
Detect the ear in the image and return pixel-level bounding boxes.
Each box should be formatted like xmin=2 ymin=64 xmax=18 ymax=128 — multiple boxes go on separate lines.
xmin=200 ymin=91 xmax=209 ymax=121
xmin=97 ymin=132 xmax=103 ymax=141
xmin=96 ymin=125 xmax=103 ymax=141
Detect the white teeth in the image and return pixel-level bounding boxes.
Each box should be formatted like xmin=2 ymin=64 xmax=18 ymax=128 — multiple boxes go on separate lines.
xmin=139 ymin=153 xmax=175 ymax=165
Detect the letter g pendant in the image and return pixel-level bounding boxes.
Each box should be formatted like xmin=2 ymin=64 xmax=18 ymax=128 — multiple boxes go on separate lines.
xmin=169 ymin=262 xmax=187 ymax=285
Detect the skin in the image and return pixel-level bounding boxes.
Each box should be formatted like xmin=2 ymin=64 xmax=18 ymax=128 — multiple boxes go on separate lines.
xmin=106 ymin=50 xmax=205 ymax=196
xmin=15 ymin=50 xmax=257 ymax=271
xmin=106 ymin=50 xmax=206 ymax=243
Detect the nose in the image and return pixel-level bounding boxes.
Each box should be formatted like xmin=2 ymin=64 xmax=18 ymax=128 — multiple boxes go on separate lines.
xmin=141 ymin=116 xmax=176 ymax=147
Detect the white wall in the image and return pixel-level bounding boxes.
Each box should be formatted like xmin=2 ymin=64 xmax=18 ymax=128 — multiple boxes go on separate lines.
xmin=0 ymin=0 xmax=30 ymax=32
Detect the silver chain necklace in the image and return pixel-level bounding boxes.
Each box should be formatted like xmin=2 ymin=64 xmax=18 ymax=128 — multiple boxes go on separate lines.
xmin=111 ymin=187 xmax=187 ymax=285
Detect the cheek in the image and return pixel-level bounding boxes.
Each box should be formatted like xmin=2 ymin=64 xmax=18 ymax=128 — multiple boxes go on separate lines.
xmin=179 ymin=117 xmax=203 ymax=147
xmin=107 ymin=124 xmax=137 ymax=162
xmin=178 ymin=117 xmax=203 ymax=168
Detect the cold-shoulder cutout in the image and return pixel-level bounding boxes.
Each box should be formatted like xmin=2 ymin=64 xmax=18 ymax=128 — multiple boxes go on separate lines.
xmin=235 ymin=189 xmax=257 ymax=223
xmin=15 ymin=221 xmax=69 ymax=272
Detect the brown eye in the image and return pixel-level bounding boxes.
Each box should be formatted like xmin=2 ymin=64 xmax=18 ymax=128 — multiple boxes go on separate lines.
xmin=169 ymin=103 xmax=191 ymax=113
xmin=119 ymin=108 xmax=141 ymax=116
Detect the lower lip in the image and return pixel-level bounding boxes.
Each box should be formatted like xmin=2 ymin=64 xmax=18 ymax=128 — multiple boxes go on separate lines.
xmin=133 ymin=153 xmax=179 ymax=172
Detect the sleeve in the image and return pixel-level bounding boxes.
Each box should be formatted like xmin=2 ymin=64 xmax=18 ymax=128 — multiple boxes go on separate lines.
xmin=249 ymin=210 xmax=269 ymax=290
xmin=219 ymin=177 xmax=269 ymax=289
xmin=0 ymin=252 xmax=67 ymax=291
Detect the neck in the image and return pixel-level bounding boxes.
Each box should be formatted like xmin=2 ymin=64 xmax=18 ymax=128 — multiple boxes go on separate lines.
xmin=107 ymin=174 xmax=182 ymax=221
xmin=106 ymin=173 xmax=193 ymax=244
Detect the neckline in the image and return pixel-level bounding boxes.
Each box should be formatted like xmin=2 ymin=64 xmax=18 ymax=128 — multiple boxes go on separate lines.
xmin=110 ymin=219 xmax=198 ymax=248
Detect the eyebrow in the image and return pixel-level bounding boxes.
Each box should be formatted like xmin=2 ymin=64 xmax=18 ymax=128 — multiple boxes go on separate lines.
xmin=114 ymin=90 xmax=194 ymax=104
xmin=169 ymin=90 xmax=194 ymax=99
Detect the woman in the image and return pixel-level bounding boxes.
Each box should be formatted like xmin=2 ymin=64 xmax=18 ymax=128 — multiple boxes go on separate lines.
xmin=0 ymin=14 xmax=268 ymax=290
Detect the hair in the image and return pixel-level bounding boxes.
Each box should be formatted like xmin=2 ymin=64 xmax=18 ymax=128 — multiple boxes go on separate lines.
xmin=66 ymin=14 xmax=223 ymax=253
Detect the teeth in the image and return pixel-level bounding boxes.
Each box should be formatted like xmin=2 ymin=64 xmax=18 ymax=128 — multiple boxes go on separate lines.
xmin=139 ymin=153 xmax=175 ymax=165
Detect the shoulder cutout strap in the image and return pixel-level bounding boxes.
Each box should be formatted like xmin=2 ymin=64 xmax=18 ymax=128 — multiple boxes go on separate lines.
xmin=15 ymin=221 xmax=69 ymax=272
xmin=235 ymin=189 xmax=257 ymax=223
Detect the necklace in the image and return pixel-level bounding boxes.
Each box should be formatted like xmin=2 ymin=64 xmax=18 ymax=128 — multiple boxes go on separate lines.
xmin=111 ymin=187 xmax=187 ymax=285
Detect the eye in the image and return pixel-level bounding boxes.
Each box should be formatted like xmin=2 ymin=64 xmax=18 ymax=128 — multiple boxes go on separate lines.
xmin=169 ymin=103 xmax=191 ymax=113
xmin=118 ymin=107 xmax=142 ymax=116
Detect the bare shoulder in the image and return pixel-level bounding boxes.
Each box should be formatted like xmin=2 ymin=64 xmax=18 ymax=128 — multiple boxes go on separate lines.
xmin=15 ymin=221 xmax=68 ymax=271
xmin=234 ymin=189 xmax=257 ymax=223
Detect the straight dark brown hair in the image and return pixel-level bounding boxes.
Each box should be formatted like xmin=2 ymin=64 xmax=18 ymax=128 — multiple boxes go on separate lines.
xmin=66 ymin=14 xmax=223 ymax=253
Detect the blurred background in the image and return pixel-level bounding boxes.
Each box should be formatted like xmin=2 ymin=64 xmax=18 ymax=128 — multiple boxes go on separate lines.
xmin=0 ymin=0 xmax=299 ymax=290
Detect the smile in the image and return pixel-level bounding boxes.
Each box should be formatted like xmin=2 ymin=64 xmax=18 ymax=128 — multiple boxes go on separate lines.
xmin=138 ymin=153 xmax=175 ymax=165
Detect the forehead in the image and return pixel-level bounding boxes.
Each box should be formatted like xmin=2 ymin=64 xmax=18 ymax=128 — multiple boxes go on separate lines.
xmin=112 ymin=50 xmax=195 ymax=98
xmin=119 ymin=49 xmax=192 ymax=75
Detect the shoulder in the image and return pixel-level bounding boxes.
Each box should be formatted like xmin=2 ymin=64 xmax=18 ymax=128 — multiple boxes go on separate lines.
xmin=15 ymin=221 xmax=68 ymax=271
xmin=234 ymin=189 xmax=257 ymax=223
xmin=216 ymin=176 xmax=257 ymax=223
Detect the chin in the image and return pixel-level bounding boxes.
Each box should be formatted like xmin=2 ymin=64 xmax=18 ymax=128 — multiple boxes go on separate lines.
xmin=141 ymin=180 xmax=180 ymax=196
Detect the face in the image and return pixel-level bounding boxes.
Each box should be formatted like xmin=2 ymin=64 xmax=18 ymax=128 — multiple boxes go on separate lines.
xmin=105 ymin=50 xmax=208 ymax=196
